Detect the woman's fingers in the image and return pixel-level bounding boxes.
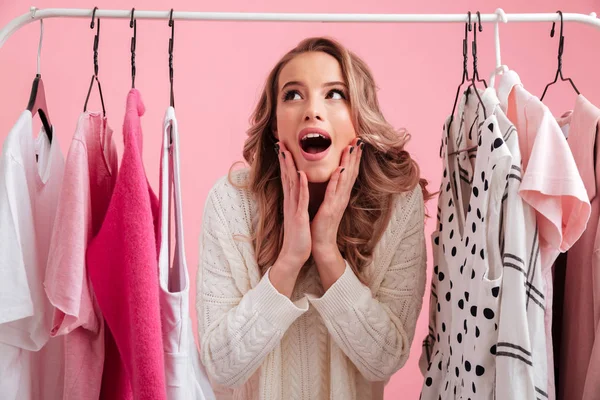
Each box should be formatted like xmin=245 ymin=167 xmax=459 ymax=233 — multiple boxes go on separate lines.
xmin=336 ymin=137 xmax=363 ymax=197
xmin=297 ymin=171 xmax=309 ymax=218
xmin=278 ymin=141 xmax=299 ymax=210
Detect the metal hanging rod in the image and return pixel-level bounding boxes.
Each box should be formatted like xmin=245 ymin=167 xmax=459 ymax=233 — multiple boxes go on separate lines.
xmin=1 ymin=7 xmax=599 ymax=48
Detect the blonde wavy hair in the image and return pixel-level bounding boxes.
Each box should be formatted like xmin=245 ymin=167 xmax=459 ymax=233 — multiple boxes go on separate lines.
xmin=231 ymin=36 xmax=431 ymax=279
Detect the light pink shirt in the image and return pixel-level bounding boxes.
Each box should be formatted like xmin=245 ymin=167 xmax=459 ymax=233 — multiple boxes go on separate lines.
xmin=555 ymin=95 xmax=600 ymax=400
xmin=44 ymin=112 xmax=118 ymax=400
xmin=498 ymin=71 xmax=591 ymax=400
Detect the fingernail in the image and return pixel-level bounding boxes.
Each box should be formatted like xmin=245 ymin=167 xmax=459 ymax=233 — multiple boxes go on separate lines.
xmin=297 ymin=171 xmax=300 ymax=176
xmin=360 ymin=142 xmax=365 ymax=150
xmin=350 ymin=146 xmax=354 ymax=154
xmin=357 ymin=139 xmax=363 ymax=146
xmin=274 ymin=144 xmax=279 ymax=155
xmin=340 ymin=168 xmax=345 ymax=174
xmin=282 ymin=152 xmax=286 ymax=159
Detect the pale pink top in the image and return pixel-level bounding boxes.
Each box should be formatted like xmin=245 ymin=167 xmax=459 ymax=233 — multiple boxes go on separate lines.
xmin=555 ymin=95 xmax=600 ymax=400
xmin=87 ymin=89 xmax=166 ymax=400
xmin=44 ymin=111 xmax=118 ymax=400
xmin=498 ymin=71 xmax=591 ymax=400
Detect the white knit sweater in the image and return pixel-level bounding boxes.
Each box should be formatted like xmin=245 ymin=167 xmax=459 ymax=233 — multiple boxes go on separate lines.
xmin=196 ymin=168 xmax=427 ymax=400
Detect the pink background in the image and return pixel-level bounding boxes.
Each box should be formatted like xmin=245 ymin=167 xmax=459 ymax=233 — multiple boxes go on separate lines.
xmin=1 ymin=0 xmax=599 ymax=398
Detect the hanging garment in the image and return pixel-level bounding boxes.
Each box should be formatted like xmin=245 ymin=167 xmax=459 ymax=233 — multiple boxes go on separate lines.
xmin=197 ymin=168 xmax=426 ymax=400
xmin=0 ymin=111 xmax=65 ymax=399
xmin=158 ymin=107 xmax=215 ymax=400
xmin=44 ymin=111 xmax=119 ymax=400
xmin=555 ymin=95 xmax=600 ymax=400
xmin=87 ymin=89 xmax=167 ymax=400
xmin=497 ymin=70 xmax=590 ymax=400
xmin=420 ymin=88 xmax=548 ymax=399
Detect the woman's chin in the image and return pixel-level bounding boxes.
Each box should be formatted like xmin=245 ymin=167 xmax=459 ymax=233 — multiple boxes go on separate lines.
xmin=305 ymin=167 xmax=336 ymax=184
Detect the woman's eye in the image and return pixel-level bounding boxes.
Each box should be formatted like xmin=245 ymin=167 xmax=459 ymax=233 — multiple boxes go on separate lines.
xmin=283 ymin=90 xmax=301 ymax=101
xmin=327 ymin=89 xmax=346 ymax=100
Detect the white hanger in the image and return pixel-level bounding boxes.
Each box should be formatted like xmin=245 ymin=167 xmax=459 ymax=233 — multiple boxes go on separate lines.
xmin=489 ymin=8 xmax=508 ymax=87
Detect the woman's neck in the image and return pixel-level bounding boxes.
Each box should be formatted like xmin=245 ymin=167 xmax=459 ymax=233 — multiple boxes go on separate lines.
xmin=308 ymin=182 xmax=328 ymax=220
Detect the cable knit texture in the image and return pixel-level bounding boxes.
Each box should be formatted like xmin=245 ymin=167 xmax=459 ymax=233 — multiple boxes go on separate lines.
xmin=196 ymin=168 xmax=427 ymax=400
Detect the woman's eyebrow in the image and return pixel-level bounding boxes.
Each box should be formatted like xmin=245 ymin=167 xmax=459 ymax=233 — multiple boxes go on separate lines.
xmin=281 ymin=81 xmax=304 ymax=91
xmin=280 ymin=80 xmax=347 ymax=91
xmin=323 ymin=81 xmax=347 ymax=88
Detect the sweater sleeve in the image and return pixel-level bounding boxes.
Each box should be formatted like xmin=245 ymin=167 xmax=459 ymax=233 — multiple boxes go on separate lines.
xmin=307 ymin=188 xmax=427 ymax=381
xmin=196 ymin=188 xmax=309 ymax=388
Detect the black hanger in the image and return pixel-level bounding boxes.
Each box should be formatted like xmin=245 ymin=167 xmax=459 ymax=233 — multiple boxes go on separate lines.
xmin=168 ymin=9 xmax=175 ymax=108
xmin=446 ymin=12 xmax=472 ymax=133
xmin=130 ymin=8 xmax=137 ymax=88
xmin=540 ymin=11 xmax=580 ymax=101
xmin=449 ymin=12 xmax=488 ymax=157
xmin=84 ymin=7 xmax=106 ymax=116
xmin=471 ymin=12 xmax=487 ymax=89
xmin=27 ymin=20 xmax=53 ymax=143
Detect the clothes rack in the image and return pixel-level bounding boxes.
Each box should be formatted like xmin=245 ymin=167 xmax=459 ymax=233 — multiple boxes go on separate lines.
xmin=1 ymin=8 xmax=599 ymax=48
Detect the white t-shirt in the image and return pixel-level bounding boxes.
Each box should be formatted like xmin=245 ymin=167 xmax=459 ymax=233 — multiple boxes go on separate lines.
xmin=158 ymin=107 xmax=215 ymax=400
xmin=0 ymin=111 xmax=65 ymax=399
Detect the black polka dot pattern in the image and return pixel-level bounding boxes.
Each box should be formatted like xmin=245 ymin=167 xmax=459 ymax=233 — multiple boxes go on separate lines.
xmin=476 ymin=365 xmax=485 ymax=376
xmin=422 ymin=112 xmax=505 ymax=398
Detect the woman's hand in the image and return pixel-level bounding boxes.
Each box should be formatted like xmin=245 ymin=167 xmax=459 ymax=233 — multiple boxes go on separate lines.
xmin=274 ymin=141 xmax=312 ymax=270
xmin=311 ymin=138 xmax=364 ymax=264
xmin=269 ymin=142 xmax=312 ymax=298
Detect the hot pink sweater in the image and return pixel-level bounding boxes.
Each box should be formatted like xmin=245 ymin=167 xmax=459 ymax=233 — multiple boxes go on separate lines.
xmin=87 ymin=89 xmax=166 ymax=400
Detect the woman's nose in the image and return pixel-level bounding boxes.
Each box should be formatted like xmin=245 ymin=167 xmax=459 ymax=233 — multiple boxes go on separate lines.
xmin=303 ymin=100 xmax=324 ymax=122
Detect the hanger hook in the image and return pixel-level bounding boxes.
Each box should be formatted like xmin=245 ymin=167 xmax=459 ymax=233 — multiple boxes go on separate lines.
xmin=37 ymin=19 xmax=43 ymax=76
xmin=130 ymin=8 xmax=136 ymax=28
xmin=168 ymin=9 xmax=175 ymax=109
xmin=130 ymin=8 xmax=136 ymax=88
xmin=550 ymin=10 xmax=564 ymax=38
xmin=476 ymin=11 xmax=483 ymax=32
xmin=90 ymin=7 xmax=98 ymax=29
xmin=490 ymin=8 xmax=508 ymax=82
xmin=467 ymin=11 xmax=472 ymax=31
xmin=91 ymin=7 xmax=100 ymax=78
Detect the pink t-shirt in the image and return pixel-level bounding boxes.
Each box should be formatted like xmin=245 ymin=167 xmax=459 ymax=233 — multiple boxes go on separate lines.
xmin=497 ymin=70 xmax=591 ymax=400
xmin=555 ymin=95 xmax=600 ymax=400
xmin=87 ymin=89 xmax=167 ymax=400
xmin=44 ymin=112 xmax=118 ymax=400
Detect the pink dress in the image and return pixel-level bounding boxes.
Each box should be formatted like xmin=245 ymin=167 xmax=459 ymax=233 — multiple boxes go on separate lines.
xmin=555 ymin=95 xmax=600 ymax=400
xmin=87 ymin=89 xmax=167 ymax=400
xmin=45 ymin=111 xmax=118 ymax=400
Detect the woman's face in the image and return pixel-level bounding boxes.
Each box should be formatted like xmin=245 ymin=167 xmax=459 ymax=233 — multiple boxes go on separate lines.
xmin=275 ymin=51 xmax=357 ymax=183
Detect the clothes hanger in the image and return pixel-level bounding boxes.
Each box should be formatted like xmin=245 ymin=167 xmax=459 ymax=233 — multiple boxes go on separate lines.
xmin=167 ymin=9 xmax=176 ymax=146
xmin=130 ymin=8 xmax=137 ymax=89
xmin=540 ymin=10 xmax=580 ymax=101
xmin=83 ymin=7 xmax=106 ymax=116
xmin=444 ymin=11 xmax=472 ymax=146
xmin=26 ymin=19 xmax=53 ymax=143
xmin=489 ymin=8 xmax=509 ymax=88
xmin=470 ymin=12 xmax=487 ymax=89
xmin=449 ymin=12 xmax=488 ymax=157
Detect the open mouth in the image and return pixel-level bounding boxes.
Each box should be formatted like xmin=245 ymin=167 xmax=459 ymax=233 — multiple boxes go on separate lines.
xmin=300 ymin=133 xmax=332 ymax=154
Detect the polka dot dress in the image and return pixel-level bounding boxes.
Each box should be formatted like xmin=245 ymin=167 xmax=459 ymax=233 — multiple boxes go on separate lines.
xmin=420 ymin=92 xmax=512 ymax=400
xmin=421 ymin=88 xmax=549 ymax=399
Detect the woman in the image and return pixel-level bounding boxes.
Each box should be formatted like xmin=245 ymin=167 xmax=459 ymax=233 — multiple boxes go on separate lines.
xmin=196 ymin=36 xmax=430 ymax=400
